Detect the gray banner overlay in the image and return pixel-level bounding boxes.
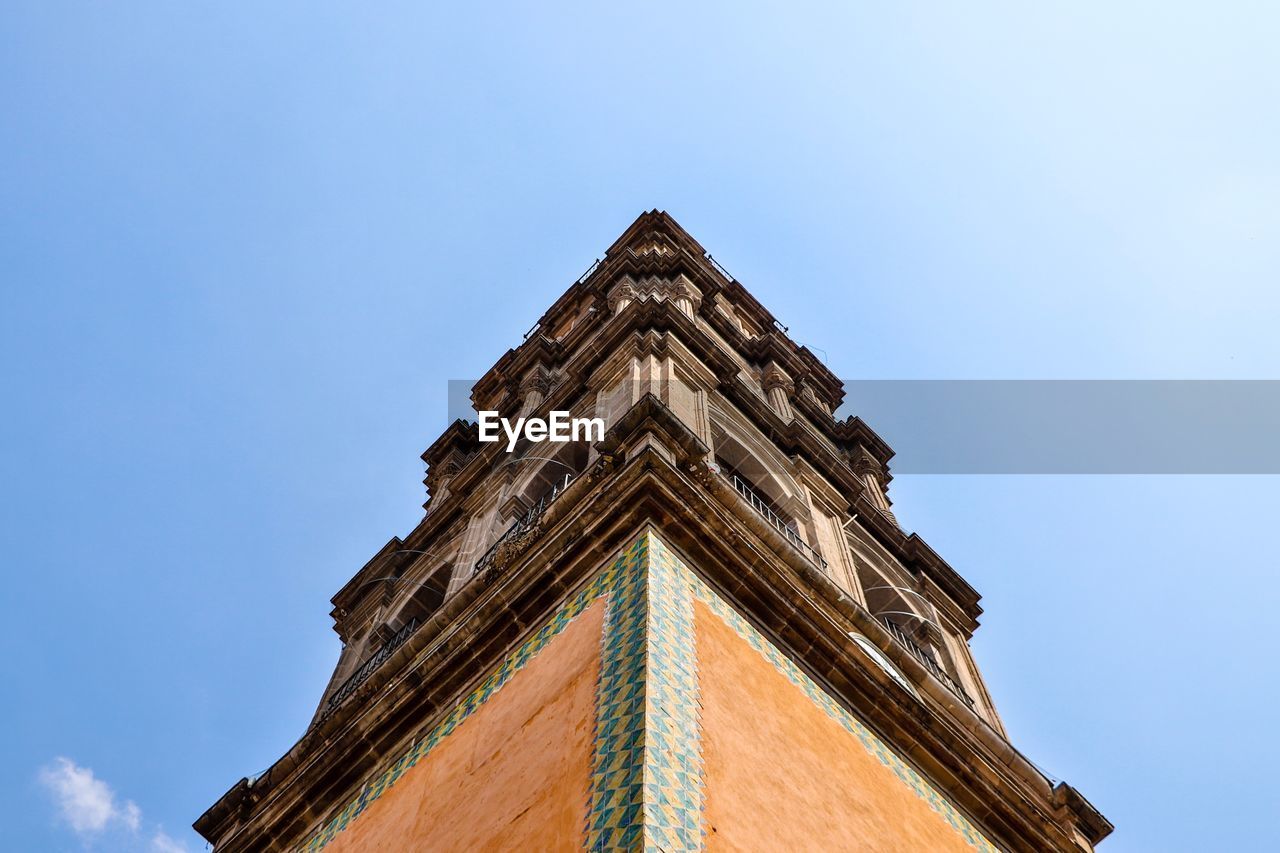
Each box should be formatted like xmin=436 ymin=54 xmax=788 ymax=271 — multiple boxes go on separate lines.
xmin=447 ymin=380 xmax=1280 ymax=474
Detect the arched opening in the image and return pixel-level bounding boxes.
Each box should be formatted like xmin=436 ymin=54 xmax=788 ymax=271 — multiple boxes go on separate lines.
xmin=856 ymin=558 xmax=933 ymax=640
xmin=709 ymin=421 xmax=802 ymax=523
xmin=512 ymin=439 xmax=588 ymax=510
xmin=853 ymin=553 xmax=975 ymax=707
xmin=715 ymin=454 xmax=798 ymax=534
xmin=384 ymin=561 xmax=451 ymax=632
xmin=709 ymin=418 xmax=827 ymax=569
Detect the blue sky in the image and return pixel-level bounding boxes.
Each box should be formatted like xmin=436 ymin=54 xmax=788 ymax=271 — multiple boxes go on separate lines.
xmin=3 ymin=3 xmax=1277 ymax=850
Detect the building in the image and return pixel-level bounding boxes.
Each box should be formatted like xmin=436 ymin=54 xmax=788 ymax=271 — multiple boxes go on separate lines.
xmin=195 ymin=211 xmax=1111 ymax=851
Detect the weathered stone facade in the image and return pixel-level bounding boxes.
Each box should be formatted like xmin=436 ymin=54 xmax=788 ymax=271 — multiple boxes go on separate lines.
xmin=195 ymin=211 xmax=1110 ymax=851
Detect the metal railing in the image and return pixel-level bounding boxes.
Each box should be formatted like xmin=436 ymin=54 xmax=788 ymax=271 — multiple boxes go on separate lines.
xmin=324 ymin=616 xmax=420 ymax=715
xmin=880 ymin=617 xmax=975 ymax=708
xmin=474 ymin=473 xmax=575 ymax=576
xmin=725 ymin=473 xmax=829 ymax=572
xmin=704 ymin=253 xmax=735 ymax=282
xmin=576 ymin=258 xmax=601 ymax=285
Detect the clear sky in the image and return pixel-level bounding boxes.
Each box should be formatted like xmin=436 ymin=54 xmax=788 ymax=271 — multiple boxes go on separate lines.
xmin=3 ymin=3 xmax=1277 ymax=851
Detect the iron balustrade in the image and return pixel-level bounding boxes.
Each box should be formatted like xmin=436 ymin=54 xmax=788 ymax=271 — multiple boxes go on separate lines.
xmin=324 ymin=617 xmax=420 ymax=715
xmin=880 ymin=617 xmax=975 ymax=708
xmin=725 ymin=473 xmax=829 ymax=572
xmin=576 ymin=258 xmax=602 ymax=285
xmin=704 ymin=253 xmax=735 ymax=282
xmin=474 ymin=473 xmax=575 ymax=575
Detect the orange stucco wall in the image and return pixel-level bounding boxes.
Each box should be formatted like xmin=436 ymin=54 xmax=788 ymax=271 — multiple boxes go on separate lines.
xmin=695 ymin=600 xmax=979 ymax=852
xmin=322 ymin=598 xmax=603 ymax=852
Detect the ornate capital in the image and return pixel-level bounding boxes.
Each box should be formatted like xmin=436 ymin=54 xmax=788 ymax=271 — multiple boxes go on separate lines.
xmin=607 ymin=280 xmax=638 ymax=313
xmin=670 ymin=276 xmax=702 ymax=311
xmin=519 ymin=370 xmax=552 ymax=399
xmin=850 ymin=447 xmax=884 ymax=480
xmin=762 ymin=363 xmax=795 ymax=395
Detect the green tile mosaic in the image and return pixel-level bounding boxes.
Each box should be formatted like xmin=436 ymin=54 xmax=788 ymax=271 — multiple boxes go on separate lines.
xmin=585 ymin=532 xmax=705 ymax=852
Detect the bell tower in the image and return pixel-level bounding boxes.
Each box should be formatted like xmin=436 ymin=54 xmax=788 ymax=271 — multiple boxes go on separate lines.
xmin=196 ymin=211 xmax=1110 ymax=851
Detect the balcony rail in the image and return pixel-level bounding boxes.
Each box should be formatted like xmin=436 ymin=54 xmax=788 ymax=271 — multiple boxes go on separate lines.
xmin=880 ymin=617 xmax=975 ymax=708
xmin=576 ymin=258 xmax=602 ymax=285
xmin=474 ymin=473 xmax=575 ymax=576
xmin=704 ymin=252 xmax=735 ymax=282
xmin=324 ymin=616 xmax=420 ymax=716
xmin=725 ymin=473 xmax=829 ymax=572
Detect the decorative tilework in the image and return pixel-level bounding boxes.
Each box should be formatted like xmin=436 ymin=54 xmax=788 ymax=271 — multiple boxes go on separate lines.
xmin=586 ymin=537 xmax=650 ymax=851
xmin=673 ymin=544 xmax=1001 ymax=853
xmin=298 ymin=530 xmax=998 ymax=852
xmin=586 ymin=532 xmax=705 ymax=852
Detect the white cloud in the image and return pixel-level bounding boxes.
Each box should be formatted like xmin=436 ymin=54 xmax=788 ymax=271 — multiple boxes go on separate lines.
xmin=38 ymin=757 xmax=140 ymax=836
xmin=38 ymin=757 xmax=191 ymax=852
xmin=150 ymin=829 xmax=189 ymax=853
xmin=123 ymin=801 xmax=143 ymax=832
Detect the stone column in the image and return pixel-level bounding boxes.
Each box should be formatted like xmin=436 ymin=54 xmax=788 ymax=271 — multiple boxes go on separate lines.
xmin=518 ymin=368 xmax=551 ymax=416
xmin=761 ymin=362 xmax=795 ymax=421
xmin=852 ymin=449 xmax=896 ymax=523
xmin=608 ymin=280 xmax=637 ymax=315
xmin=670 ymin=275 xmax=701 ymax=318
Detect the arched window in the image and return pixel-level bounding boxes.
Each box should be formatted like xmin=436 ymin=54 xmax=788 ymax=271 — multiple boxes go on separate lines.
xmin=386 ymin=561 xmax=451 ymax=628
xmin=708 ymin=420 xmax=803 ymax=528
xmin=511 ymin=437 xmax=589 ymax=509
xmin=708 ymin=416 xmax=827 ymax=568
xmin=715 ymin=455 xmax=798 ymax=534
